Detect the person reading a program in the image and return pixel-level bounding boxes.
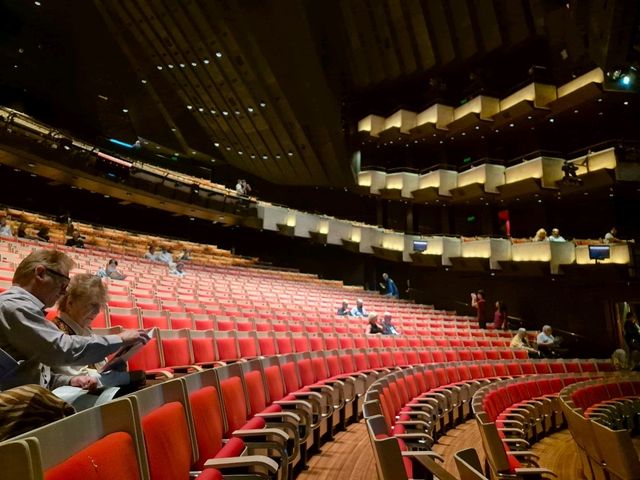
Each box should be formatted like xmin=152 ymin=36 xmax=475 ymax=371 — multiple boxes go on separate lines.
xmin=0 ymin=249 xmax=148 ymax=391
xmin=51 ymin=273 xmax=145 ymax=390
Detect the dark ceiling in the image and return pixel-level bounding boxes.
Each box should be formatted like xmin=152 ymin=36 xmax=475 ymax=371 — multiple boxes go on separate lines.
xmin=1 ymin=0 xmax=639 ymax=188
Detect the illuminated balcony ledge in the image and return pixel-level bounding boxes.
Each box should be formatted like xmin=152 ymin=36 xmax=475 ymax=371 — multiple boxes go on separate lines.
xmin=308 ymin=231 xmax=328 ymax=244
xmin=341 ymin=238 xmax=360 ymax=253
xmin=357 ymin=114 xmax=386 ymax=137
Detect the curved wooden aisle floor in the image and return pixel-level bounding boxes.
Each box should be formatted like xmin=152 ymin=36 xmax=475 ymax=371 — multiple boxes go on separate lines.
xmin=297 ymin=419 xmax=595 ymax=480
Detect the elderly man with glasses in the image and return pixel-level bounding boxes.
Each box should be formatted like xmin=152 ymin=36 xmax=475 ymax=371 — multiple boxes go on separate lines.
xmin=0 ymin=249 xmax=148 ymax=391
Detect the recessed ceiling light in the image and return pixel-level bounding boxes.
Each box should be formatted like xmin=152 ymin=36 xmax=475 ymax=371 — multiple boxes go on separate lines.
xmin=475 ymin=126 xmax=480 ymax=130
xmin=122 ymin=108 xmax=128 ymax=113
xmin=509 ymin=123 xmax=514 ymax=127
xmin=191 ymin=151 xmax=196 ymax=154
xmin=238 ymin=151 xmax=243 ymax=155
xmin=141 ymin=79 xmax=147 ymax=84
xmin=234 ymin=110 xmax=240 ymax=115
xmin=210 ymin=110 xmax=216 ymax=114
xmin=187 ymin=105 xmax=193 ymax=110
xmin=156 ymin=65 xmax=163 ymax=70
xmin=174 ymin=153 xmax=179 ymax=156
xmin=250 ymin=154 xmax=256 ymax=159
xmin=247 ymin=107 xmax=254 ymax=113
xmin=198 ymin=107 xmax=204 ymax=112
xmin=573 ymin=109 xmax=579 ymax=113
xmin=259 ymin=101 xmax=266 ymax=108
xmin=527 ymin=115 xmax=532 ymax=119
xmin=155 ymin=146 xmax=160 ymax=150
xmin=171 ymin=128 xmax=176 ymax=132
xmin=203 ymin=59 xmax=209 ymax=64
xmin=275 ymin=154 xmax=281 ymax=158
xmin=222 ymin=111 xmax=228 ymax=116
xmin=179 ymin=63 xmax=185 ymax=68
xmin=598 ymin=111 xmax=603 ymax=116
xmin=262 ymin=155 xmax=268 ymax=159
xmin=597 ymin=98 xmax=603 ymax=102
xmin=214 ymin=142 xmax=220 ymax=147
xmin=215 ymin=52 xmax=223 ymax=58
xmin=287 ymin=151 xmax=293 ymax=157
xmin=549 ymin=118 xmax=555 ymax=123
xmin=623 ymin=101 xmax=629 ymax=105
xmin=226 ymin=146 xmax=231 ymax=151
xmin=27 ymin=163 xmax=35 ymax=167
xmin=168 ymin=64 xmax=174 ymax=68
xmin=34 ymin=1 xmax=41 ymax=5
xmin=191 ymin=62 xmax=197 ymax=67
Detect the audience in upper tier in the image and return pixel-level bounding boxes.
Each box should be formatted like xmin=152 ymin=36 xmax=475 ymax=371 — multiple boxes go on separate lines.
xmin=365 ymin=313 xmax=383 ymax=335
xmin=381 ymin=312 xmax=400 ymax=335
xmin=0 ymin=249 xmax=148 ymax=391
xmin=0 ymin=218 xmax=12 ymax=237
xmin=235 ymin=179 xmax=252 ymax=196
xmin=36 ymin=226 xmax=50 ymax=242
xmin=336 ymin=300 xmax=351 ymax=316
xmin=532 ymin=228 xmax=547 ymax=242
xmin=548 ymin=228 xmax=565 ymax=242
xmin=176 ymin=249 xmax=191 ymax=262
xmin=65 ymin=230 xmax=85 ymax=248
xmin=157 ymin=246 xmax=175 ymax=266
xmin=51 ymin=273 xmax=145 ymax=389
xmin=96 ymin=259 xmax=127 ymax=280
xmin=169 ymin=262 xmax=186 ymax=277
xmin=350 ymin=299 xmax=368 ymax=317
xmin=17 ymin=222 xmax=29 ymax=239
xmin=604 ymin=227 xmax=621 ymax=243
xmin=380 ymin=273 xmax=399 ymax=298
xmin=144 ymin=245 xmax=159 ymax=262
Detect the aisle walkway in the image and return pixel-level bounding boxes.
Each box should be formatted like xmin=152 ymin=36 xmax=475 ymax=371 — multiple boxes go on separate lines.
xmin=296 ymin=422 xmax=378 ymax=480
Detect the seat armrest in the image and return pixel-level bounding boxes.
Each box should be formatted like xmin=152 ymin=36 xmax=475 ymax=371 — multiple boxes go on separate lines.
xmin=203 ymin=455 xmax=279 ymax=473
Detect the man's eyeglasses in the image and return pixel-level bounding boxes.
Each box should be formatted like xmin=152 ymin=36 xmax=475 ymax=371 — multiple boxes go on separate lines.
xmin=45 ymin=268 xmax=70 ymax=285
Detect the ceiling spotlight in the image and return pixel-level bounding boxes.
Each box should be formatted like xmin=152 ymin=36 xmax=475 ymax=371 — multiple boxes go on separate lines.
xmin=214 ymin=142 xmax=220 ymax=147
xmin=171 ymin=128 xmax=176 ymax=132
xmin=203 ymin=59 xmax=210 ymax=64
xmin=210 ymin=109 xmax=216 ymax=114
xmin=574 ymin=109 xmax=579 ymax=113
xmin=234 ymin=110 xmax=240 ymax=115
xmin=527 ymin=115 xmax=532 ymax=119
xmin=167 ymin=64 xmax=174 ymax=68
xmin=509 ymin=123 xmax=514 ymax=127
xmin=461 ymin=132 xmax=466 ymax=136
xmin=597 ymin=98 xmax=603 ymax=102
xmin=226 ymin=146 xmax=231 ymax=151
xmin=275 ymin=154 xmax=281 ymax=159
xmin=156 ymin=65 xmax=163 ymax=70
xmin=623 ymin=101 xmax=629 ymax=105
xmin=186 ymin=105 xmax=193 ymax=110
xmin=122 ymin=108 xmax=128 ymax=113
xmin=198 ymin=107 xmax=204 ymax=112
xmin=549 ymin=118 xmax=555 ymax=123
xmin=34 ymin=1 xmax=41 ymax=5
xmin=622 ymin=75 xmax=631 ymax=86
xmin=238 ymin=151 xmax=243 ymax=155
xmin=222 ymin=111 xmax=229 ymax=116
xmin=191 ymin=62 xmax=197 ymax=67
xmin=262 ymin=155 xmax=268 ymax=159
xmin=250 ymin=154 xmax=256 ymax=159
xmin=215 ymin=52 xmax=223 ymax=58
xmin=259 ymin=101 xmax=266 ymax=108
xmin=179 ymin=63 xmax=185 ymax=68
xmin=247 ymin=107 xmax=254 ymax=113
xmin=287 ymin=151 xmax=293 ymax=157
xmin=475 ymin=125 xmax=480 ymax=130
xmin=141 ymin=79 xmax=147 ymax=84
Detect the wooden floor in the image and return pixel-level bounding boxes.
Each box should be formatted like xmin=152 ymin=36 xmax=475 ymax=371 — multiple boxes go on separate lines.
xmin=298 ymin=419 xmax=591 ymax=480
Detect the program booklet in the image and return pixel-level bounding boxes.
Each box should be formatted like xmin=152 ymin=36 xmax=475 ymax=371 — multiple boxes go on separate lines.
xmin=52 ymin=385 xmax=120 ymax=411
xmin=99 ymin=327 xmax=155 ymax=373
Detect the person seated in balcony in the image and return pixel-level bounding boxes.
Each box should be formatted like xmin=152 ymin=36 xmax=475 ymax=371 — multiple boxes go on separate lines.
xmin=365 ymin=313 xmax=383 ymax=335
xmin=604 ymin=227 xmax=622 ymax=244
xmin=176 ymin=248 xmax=191 ymax=262
xmin=169 ymin=262 xmax=186 ymax=277
xmin=0 ymin=217 xmax=12 ymax=237
xmin=381 ymin=312 xmax=400 ymax=335
xmin=144 ymin=245 xmax=160 ymax=262
xmin=510 ymin=328 xmax=538 ymax=356
xmin=51 ymin=273 xmax=144 ymax=390
xmin=350 ymin=298 xmax=368 ymax=317
xmin=157 ymin=246 xmax=175 ymax=266
xmin=336 ymin=300 xmax=352 ymax=316
xmin=532 ymin=228 xmax=547 ymax=242
xmin=65 ymin=230 xmax=84 ymax=248
xmin=17 ymin=222 xmax=30 ymax=239
xmin=36 ymin=226 xmax=50 ymax=243
xmin=548 ymin=228 xmax=566 ymax=242
xmin=623 ymin=311 xmax=640 ymax=352
xmin=380 ymin=272 xmax=399 ymax=298
xmin=96 ymin=259 xmax=126 ymax=280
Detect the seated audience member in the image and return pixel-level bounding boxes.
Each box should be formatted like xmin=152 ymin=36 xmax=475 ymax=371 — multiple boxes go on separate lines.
xmin=157 ymin=246 xmax=175 ymax=266
xmin=176 ymin=248 xmax=191 ymax=262
xmin=52 ymin=274 xmax=144 ymax=389
xmin=623 ymin=311 xmax=640 ymax=352
xmin=235 ymin=178 xmax=245 ymax=195
xmin=510 ymin=328 xmax=538 ymax=356
xmin=169 ymin=262 xmax=186 ymax=277
xmin=536 ymin=325 xmax=558 ymax=357
xmin=350 ymin=298 xmax=368 ymax=317
xmin=604 ymin=227 xmax=621 ymax=244
xmin=493 ymin=300 xmax=508 ymax=330
xmin=380 ymin=272 xmax=399 ymax=298
xmin=36 ymin=226 xmax=50 ymax=242
xmin=0 ymin=217 xmax=12 ymax=237
xmin=65 ymin=230 xmax=84 ymax=248
xmin=336 ymin=300 xmax=352 ymax=316
xmin=96 ymin=259 xmax=127 ymax=280
xmin=381 ymin=312 xmax=400 ymax=335
xmin=0 ymin=249 xmax=148 ymax=391
xmin=365 ymin=314 xmax=383 ymax=335
xmin=144 ymin=245 xmax=160 ymax=262
xmin=532 ymin=228 xmax=547 ymax=242
xmin=17 ymin=222 xmax=30 ymax=239
xmin=548 ymin=228 xmax=566 ymax=242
